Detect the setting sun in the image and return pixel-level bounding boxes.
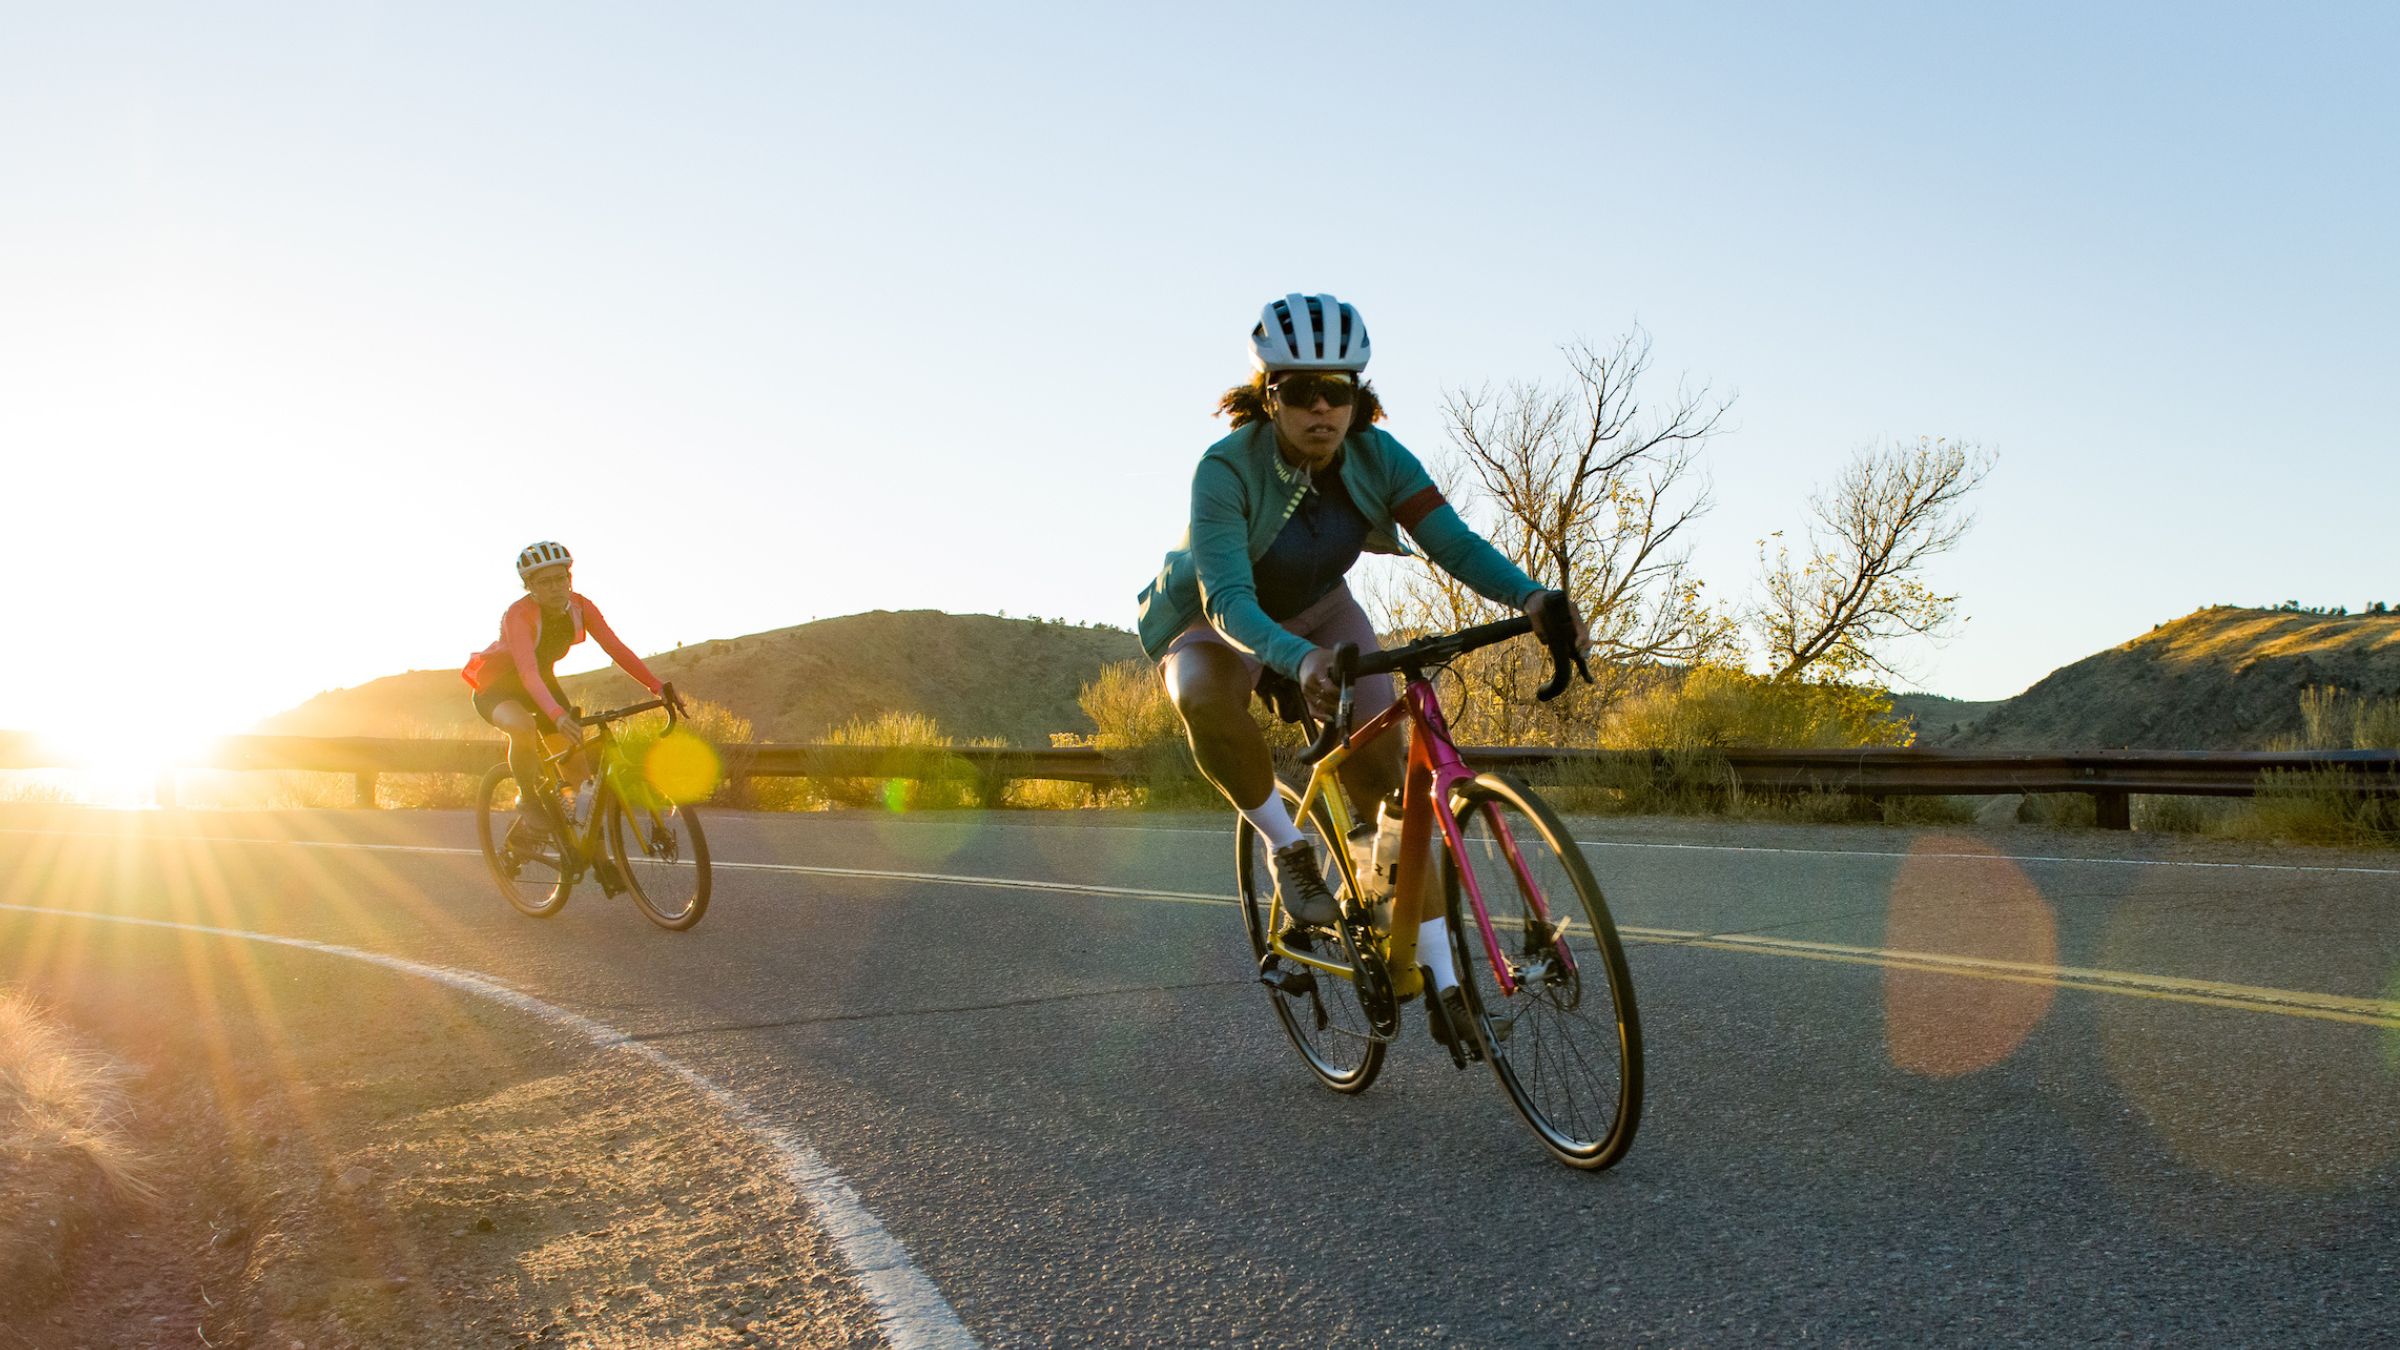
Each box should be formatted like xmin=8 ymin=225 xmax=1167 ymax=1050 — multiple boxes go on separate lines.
xmin=11 ymin=724 xmax=223 ymax=810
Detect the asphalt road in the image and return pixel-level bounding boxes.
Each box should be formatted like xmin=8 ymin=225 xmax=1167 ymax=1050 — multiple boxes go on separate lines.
xmin=5 ymin=804 xmax=2397 ymax=1347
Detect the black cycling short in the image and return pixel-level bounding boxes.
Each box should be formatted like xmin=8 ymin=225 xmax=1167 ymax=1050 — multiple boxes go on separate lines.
xmin=470 ymin=671 xmax=571 ymax=734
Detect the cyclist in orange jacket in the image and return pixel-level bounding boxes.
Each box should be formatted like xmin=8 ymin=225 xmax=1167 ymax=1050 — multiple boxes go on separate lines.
xmin=464 ymin=541 xmax=686 ymax=840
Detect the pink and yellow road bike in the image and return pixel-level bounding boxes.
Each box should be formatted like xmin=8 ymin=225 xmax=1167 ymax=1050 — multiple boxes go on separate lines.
xmin=1238 ymin=609 xmax=1643 ymax=1169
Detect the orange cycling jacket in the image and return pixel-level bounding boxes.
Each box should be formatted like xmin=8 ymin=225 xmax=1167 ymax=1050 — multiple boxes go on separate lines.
xmin=461 ymin=593 xmax=663 ymax=722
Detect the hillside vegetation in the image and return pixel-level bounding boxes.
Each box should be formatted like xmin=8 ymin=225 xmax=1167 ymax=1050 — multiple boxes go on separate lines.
xmin=265 ymin=610 xmax=1143 ymax=747
xmin=261 ymin=604 xmax=2400 ymax=758
xmin=1956 ymin=606 xmax=2400 ymax=750
xmin=1885 ymin=692 xmax=2006 ymax=744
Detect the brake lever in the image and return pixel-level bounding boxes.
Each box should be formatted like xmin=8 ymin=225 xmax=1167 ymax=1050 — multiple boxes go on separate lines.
xmin=1298 ymin=644 xmax=1359 ymax=764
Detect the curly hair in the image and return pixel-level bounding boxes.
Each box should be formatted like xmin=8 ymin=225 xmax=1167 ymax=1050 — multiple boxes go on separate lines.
xmin=1216 ymin=373 xmax=1387 ymax=429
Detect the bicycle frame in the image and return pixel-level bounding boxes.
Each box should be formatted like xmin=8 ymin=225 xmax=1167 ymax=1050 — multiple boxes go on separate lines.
xmin=536 ymin=697 xmax=673 ymax=864
xmin=1268 ymin=676 xmax=1575 ymax=1001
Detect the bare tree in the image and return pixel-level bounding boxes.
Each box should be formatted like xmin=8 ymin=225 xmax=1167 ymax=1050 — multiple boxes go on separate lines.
xmin=1755 ymin=437 xmax=1996 ymax=683
xmin=1376 ymin=327 xmax=1738 ymax=744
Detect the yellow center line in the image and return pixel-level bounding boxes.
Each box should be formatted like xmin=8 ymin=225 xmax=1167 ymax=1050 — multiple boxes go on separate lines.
xmin=1613 ymin=925 xmax=2400 ymax=1029
xmin=9 ymin=827 xmax=2396 ymax=1030
xmin=725 ymin=863 xmax=2400 ymax=1031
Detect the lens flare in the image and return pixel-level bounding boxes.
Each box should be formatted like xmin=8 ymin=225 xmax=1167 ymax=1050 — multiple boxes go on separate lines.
xmin=641 ymin=730 xmax=722 ymax=805
xmin=2097 ymin=875 xmax=2400 ymax=1194
xmin=1882 ymin=833 xmax=2057 ymax=1078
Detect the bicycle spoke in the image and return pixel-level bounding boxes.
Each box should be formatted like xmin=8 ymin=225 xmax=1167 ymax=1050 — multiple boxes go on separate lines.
xmin=608 ymin=796 xmax=710 ymax=930
xmin=1446 ymin=773 xmax=1643 ymax=1169
xmin=1237 ymin=785 xmax=1386 ymax=1094
xmin=476 ymin=764 xmax=572 ymax=918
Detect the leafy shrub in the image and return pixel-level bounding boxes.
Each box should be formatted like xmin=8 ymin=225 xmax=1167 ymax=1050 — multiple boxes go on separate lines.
xmin=1599 ymin=664 xmax=1912 ymax=752
xmin=803 ymin=711 xmax=988 ymax=811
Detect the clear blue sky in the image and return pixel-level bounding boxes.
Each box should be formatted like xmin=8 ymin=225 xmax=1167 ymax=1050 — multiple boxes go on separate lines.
xmin=4 ymin=1 xmax=2393 ymax=736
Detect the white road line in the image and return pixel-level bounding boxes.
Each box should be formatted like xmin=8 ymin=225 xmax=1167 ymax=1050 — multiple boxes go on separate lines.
xmin=9 ymin=822 xmax=2397 ymax=876
xmin=0 ymin=902 xmax=978 ymax=1350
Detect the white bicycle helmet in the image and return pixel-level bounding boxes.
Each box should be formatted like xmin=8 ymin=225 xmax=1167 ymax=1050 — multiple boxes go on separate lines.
xmin=516 ymin=540 xmax=572 ymax=579
xmin=1249 ymin=293 xmax=1371 ymax=374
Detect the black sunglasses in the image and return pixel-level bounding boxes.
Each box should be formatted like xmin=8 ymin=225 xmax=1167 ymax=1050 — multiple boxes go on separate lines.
xmin=1268 ymin=372 xmax=1359 ymax=408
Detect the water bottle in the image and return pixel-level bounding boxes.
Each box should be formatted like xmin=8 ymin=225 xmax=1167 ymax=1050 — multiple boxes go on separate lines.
xmin=1345 ymin=822 xmax=1377 ymax=898
xmin=1368 ymin=798 xmax=1405 ymax=898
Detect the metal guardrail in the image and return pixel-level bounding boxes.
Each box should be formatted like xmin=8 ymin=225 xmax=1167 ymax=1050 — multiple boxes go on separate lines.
xmin=1463 ymin=746 xmax=2400 ymax=829
xmin=3 ymin=732 xmax=2396 ymax=829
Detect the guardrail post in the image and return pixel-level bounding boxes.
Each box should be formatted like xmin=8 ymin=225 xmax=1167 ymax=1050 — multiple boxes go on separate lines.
xmin=353 ymin=772 xmax=378 ymax=809
xmin=2093 ymin=790 xmax=2131 ymax=830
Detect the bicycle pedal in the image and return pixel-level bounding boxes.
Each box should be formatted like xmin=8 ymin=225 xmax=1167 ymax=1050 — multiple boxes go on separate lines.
xmin=593 ymin=858 xmax=627 ymax=897
xmin=1426 ymin=987 xmax=1485 ymax=1067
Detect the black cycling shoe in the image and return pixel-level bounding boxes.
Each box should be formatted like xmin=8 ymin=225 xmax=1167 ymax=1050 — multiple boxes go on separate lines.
xmin=507 ymin=813 xmax=551 ymax=849
xmin=1425 ymin=983 xmax=1484 ymax=1066
xmin=1269 ymin=840 xmax=1344 ymax=930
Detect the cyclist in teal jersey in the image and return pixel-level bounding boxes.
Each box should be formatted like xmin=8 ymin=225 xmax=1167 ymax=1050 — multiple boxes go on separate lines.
xmin=1136 ymin=294 xmax=1586 ymax=964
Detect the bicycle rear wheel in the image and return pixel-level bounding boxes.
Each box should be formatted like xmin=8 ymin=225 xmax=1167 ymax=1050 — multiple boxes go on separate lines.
xmin=1443 ymin=772 xmax=1642 ymax=1169
xmin=608 ymin=796 xmax=711 ymax=930
xmin=1237 ymin=784 xmax=1387 ymax=1094
xmin=475 ymin=763 xmax=572 ymax=918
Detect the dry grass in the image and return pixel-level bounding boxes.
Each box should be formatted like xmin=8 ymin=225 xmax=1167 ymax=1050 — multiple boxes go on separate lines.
xmin=0 ymin=984 xmax=153 ymax=1191
xmin=2122 ymin=687 xmax=2400 ymax=846
xmin=0 ymin=774 xmax=77 ymax=805
xmin=2217 ymin=769 xmax=2397 ymax=847
xmin=2137 ymin=607 xmax=2400 ymax=667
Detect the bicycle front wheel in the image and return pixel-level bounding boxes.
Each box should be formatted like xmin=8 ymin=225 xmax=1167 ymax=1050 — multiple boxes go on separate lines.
xmin=475 ymin=763 xmax=572 ymax=918
xmin=1444 ymin=772 xmax=1643 ymax=1169
xmin=1237 ymin=784 xmax=1386 ymax=1094
xmin=608 ymin=796 xmax=711 ymax=930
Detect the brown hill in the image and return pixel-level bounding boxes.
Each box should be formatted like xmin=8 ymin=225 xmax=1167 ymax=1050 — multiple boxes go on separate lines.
xmin=1955 ymin=606 xmax=2400 ymax=750
xmin=262 ymin=610 xmax=1146 ymax=746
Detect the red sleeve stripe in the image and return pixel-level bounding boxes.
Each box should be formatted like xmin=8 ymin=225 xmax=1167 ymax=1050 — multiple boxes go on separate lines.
xmin=1394 ymin=486 xmax=1446 ymax=531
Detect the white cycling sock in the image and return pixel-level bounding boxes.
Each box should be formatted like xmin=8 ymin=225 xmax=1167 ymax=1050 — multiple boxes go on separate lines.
xmin=1418 ymin=917 xmax=1459 ymax=990
xmin=1237 ymin=793 xmax=1306 ymax=852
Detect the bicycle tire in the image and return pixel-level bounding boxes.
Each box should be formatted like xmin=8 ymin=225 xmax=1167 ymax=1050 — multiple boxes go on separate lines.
xmin=1236 ymin=784 xmax=1387 ymax=1094
xmin=1443 ymin=772 xmax=1643 ymax=1169
xmin=475 ymin=763 xmax=572 ymax=918
xmin=608 ymin=795 xmax=711 ymax=931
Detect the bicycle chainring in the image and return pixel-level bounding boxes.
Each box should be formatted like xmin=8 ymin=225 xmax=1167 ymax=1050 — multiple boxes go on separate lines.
xmin=1336 ymin=908 xmax=1400 ymax=1040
